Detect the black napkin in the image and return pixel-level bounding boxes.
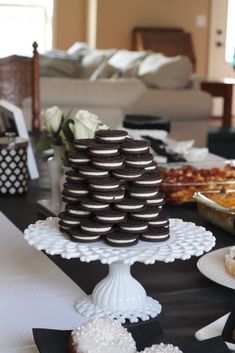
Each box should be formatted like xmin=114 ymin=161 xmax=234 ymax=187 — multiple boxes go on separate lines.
xmin=33 ymin=317 xmax=166 ymax=353
xmin=222 ymin=303 xmax=235 ymax=344
xmin=33 ymin=324 xmax=230 ymax=353
xmin=181 ymin=336 xmax=231 ymax=353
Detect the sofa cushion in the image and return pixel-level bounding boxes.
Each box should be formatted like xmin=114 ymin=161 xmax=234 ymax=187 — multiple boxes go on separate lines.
xmin=79 ymin=49 xmax=116 ymax=79
xmin=108 ymin=50 xmax=148 ymax=77
xmin=39 ymin=77 xmax=147 ymax=108
xmin=40 ymin=56 xmax=81 ymax=78
xmin=138 ymin=53 xmax=193 ymax=89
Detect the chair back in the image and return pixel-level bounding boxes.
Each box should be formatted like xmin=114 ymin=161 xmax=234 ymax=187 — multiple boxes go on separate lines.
xmin=0 ymin=42 xmax=40 ymax=131
xmin=132 ymin=27 xmax=196 ymax=71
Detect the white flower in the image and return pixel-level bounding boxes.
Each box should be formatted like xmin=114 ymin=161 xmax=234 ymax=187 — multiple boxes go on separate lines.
xmin=41 ymin=106 xmax=63 ymax=134
xmin=69 ymin=110 xmax=107 ymax=139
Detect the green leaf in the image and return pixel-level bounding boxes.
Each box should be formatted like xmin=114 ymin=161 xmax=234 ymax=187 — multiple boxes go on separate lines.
xmin=35 ymin=136 xmax=52 ymax=152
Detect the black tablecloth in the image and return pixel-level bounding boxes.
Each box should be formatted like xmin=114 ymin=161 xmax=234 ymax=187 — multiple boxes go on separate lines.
xmin=0 ymin=151 xmax=234 ymax=346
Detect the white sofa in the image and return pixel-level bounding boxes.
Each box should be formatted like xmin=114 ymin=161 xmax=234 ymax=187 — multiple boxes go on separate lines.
xmin=23 ymin=46 xmax=212 ymax=147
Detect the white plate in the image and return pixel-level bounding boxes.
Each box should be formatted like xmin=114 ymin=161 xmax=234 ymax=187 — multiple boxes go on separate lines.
xmin=195 ymin=312 xmax=235 ymax=351
xmin=197 ymin=247 xmax=235 ymax=290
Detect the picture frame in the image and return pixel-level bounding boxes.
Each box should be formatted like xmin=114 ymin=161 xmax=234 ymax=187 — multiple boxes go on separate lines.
xmin=0 ymin=99 xmax=39 ymax=180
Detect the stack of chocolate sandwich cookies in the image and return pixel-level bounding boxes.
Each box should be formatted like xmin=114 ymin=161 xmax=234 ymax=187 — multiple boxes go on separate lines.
xmin=58 ymin=129 xmax=170 ymax=246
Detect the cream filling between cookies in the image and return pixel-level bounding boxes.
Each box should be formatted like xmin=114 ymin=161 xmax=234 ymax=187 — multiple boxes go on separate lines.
xmin=68 ymin=209 xmax=90 ymax=216
xmin=97 ymin=215 xmax=124 ymax=221
xmin=81 ymin=202 xmax=109 ymax=209
xmin=106 ymin=237 xmax=135 ymax=244
xmin=113 ymin=172 xmax=142 ymax=179
xmin=73 ymin=235 xmax=100 ymax=240
xmin=90 ymin=149 xmax=118 ymax=155
xmin=147 ymin=198 xmax=164 ymax=204
xmin=143 ymin=234 xmax=169 ymax=239
xmin=122 ymin=147 xmax=148 ymax=153
xmin=149 ymin=220 xmax=168 ymax=225
xmin=69 ymin=157 xmax=90 ymax=163
xmin=67 ymin=189 xmax=88 ymax=195
xmin=94 ymin=194 xmax=124 ymax=201
xmin=116 ymin=204 xmax=143 ymax=210
xmin=81 ymin=225 xmax=111 ymax=232
xmin=93 ymin=161 xmax=123 ymax=168
xmin=133 ymin=212 xmax=159 ymax=219
xmin=126 ymin=160 xmax=152 ymax=166
xmin=130 ymin=191 xmax=158 ymax=197
xmin=121 ymin=225 xmax=147 ymax=231
xmin=80 ymin=171 xmax=108 ymax=176
xmin=135 ymin=179 xmax=162 ymax=185
xmin=62 ymin=220 xmax=80 ymax=225
xmin=99 ymin=136 xmax=126 ymax=141
xmin=90 ymin=183 xmax=119 ymax=190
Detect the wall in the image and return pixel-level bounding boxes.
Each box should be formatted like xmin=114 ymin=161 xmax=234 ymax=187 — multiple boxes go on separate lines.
xmin=53 ymin=0 xmax=87 ymax=49
xmin=95 ymin=0 xmax=211 ymax=74
xmin=54 ymin=0 xmax=211 ymax=74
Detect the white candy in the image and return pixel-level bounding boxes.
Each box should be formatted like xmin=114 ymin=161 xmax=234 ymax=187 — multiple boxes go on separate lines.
xmin=140 ymin=343 xmax=183 ymax=353
xmin=71 ymin=317 xmax=136 ymax=353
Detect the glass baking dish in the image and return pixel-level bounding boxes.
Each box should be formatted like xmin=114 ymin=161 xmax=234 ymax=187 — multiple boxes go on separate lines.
xmin=159 ymin=160 xmax=235 ymax=205
xmin=194 ymin=190 xmax=235 ymax=235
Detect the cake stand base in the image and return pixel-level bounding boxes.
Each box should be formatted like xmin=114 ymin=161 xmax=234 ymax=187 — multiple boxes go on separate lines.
xmin=76 ymin=295 xmax=161 ymax=323
xmin=76 ymin=261 xmax=161 ymax=323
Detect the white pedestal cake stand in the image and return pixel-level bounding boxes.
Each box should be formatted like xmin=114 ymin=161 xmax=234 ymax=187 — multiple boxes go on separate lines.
xmin=24 ymin=217 xmax=215 ymax=323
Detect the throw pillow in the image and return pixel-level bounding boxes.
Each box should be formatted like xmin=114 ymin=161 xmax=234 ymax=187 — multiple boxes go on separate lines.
xmin=108 ymin=50 xmax=148 ymax=77
xmin=138 ymin=53 xmax=193 ymax=89
xmin=40 ymin=55 xmax=81 ymax=78
xmin=66 ymin=42 xmax=90 ymax=59
xmin=79 ymin=49 xmax=116 ymax=79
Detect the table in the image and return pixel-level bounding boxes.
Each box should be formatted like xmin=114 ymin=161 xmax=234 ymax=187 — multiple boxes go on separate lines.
xmin=201 ymin=78 xmax=235 ymax=127
xmin=0 ymin=154 xmax=234 ymax=347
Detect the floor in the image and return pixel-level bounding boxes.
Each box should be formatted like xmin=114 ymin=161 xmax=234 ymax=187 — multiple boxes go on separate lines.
xmin=207 ymin=116 xmax=235 ymax=159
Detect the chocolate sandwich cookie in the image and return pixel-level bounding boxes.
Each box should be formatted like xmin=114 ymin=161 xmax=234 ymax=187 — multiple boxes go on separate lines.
xmin=128 ymin=186 xmax=159 ymax=199
xmin=145 ymin=192 xmax=165 ymax=206
xmin=80 ymin=220 xmax=112 ymax=234
xmin=65 ymin=203 xmax=91 ymax=217
xmin=95 ymin=130 xmax=128 ymax=143
xmin=140 ymin=226 xmax=170 ymax=242
xmin=78 ymin=166 xmax=109 ymax=178
xmin=63 ymin=182 xmax=89 ymax=196
xmin=62 ymin=189 xmax=81 ymax=203
xmin=112 ymin=166 xmax=144 ymax=180
xmin=105 ymin=230 xmax=138 ymax=247
xmin=144 ymin=162 xmax=157 ymax=171
xmin=95 ymin=209 xmax=126 ymax=224
xmin=119 ymin=219 xmax=148 ymax=233
xmin=133 ymin=171 xmax=162 ymax=186
xmin=69 ymin=228 xmax=102 ymax=243
xmin=88 ymin=177 xmax=120 ymax=191
xmin=91 ymin=189 xmax=125 ymax=203
xmin=89 ymin=143 xmax=119 ymax=156
xmin=121 ymin=140 xmax=150 ymax=154
xmin=58 ymin=212 xmax=81 ymax=226
xmin=148 ymin=212 xmax=169 ymax=227
xmin=92 ymin=155 xmax=124 ymax=170
xmin=65 ymin=170 xmax=85 ymax=183
xmin=58 ymin=220 xmax=76 ymax=233
xmin=130 ymin=206 xmax=159 ymax=220
xmin=67 ymin=151 xmax=90 ymax=165
xmin=114 ymin=197 xmax=145 ymax=211
xmin=125 ymin=153 xmax=153 ymax=167
xmin=74 ymin=138 xmax=95 ymax=151
xmin=79 ymin=196 xmax=110 ymax=211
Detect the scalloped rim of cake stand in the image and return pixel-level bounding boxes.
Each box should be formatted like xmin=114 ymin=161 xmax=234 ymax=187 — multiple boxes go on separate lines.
xmin=24 ymin=217 xmax=216 ymax=265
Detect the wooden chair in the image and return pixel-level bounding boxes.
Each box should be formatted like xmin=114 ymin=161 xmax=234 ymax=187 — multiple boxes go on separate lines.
xmin=132 ymin=27 xmax=196 ymax=71
xmin=0 ymin=42 xmax=40 ymax=131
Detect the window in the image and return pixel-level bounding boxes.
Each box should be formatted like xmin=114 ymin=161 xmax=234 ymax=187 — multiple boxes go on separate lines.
xmin=0 ymin=0 xmax=54 ymax=57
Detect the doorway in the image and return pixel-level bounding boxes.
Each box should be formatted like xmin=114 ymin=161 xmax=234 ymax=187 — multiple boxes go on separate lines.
xmin=208 ymin=0 xmax=235 ymax=118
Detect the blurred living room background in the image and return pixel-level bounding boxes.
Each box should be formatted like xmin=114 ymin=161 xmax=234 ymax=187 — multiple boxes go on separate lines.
xmin=1 ymin=0 xmax=235 ymax=156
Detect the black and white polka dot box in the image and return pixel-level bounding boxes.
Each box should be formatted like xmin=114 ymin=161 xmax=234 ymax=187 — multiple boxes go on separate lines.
xmin=0 ymin=136 xmax=28 ymax=195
